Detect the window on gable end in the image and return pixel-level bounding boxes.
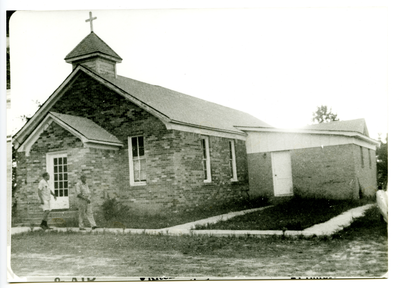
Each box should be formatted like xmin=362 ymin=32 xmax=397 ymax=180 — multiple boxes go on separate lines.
xmin=128 ymin=136 xmax=146 ymax=186
xmin=229 ymin=140 xmax=238 ymax=181
xmin=201 ymin=137 xmax=211 ymax=183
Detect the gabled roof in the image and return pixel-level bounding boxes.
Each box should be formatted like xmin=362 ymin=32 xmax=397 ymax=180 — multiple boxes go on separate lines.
xmin=50 ymin=112 xmax=122 ymax=145
xmin=64 ymin=32 xmax=122 ymax=62
xmin=301 ymin=119 xmax=369 ymax=137
xmin=13 ymin=65 xmax=272 ymax=149
xmin=100 ymin=73 xmax=272 ymax=134
xmin=17 ymin=112 xmax=123 ymax=155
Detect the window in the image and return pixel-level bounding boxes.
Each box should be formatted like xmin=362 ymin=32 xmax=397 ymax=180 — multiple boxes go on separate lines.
xmin=229 ymin=140 xmax=238 ymax=181
xmin=201 ymin=137 xmax=211 ymax=182
xmin=369 ymin=149 xmax=372 ymax=169
xmin=128 ymin=136 xmax=146 ymax=185
xmin=360 ymin=146 xmax=364 ymax=168
xmin=53 ymin=156 xmax=68 ymax=197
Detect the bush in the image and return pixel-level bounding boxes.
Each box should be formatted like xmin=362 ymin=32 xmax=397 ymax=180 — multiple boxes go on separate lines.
xmin=101 ymin=197 xmax=131 ymax=221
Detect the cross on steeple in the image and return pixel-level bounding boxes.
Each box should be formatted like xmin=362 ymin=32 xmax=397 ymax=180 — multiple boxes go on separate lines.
xmin=85 ymin=12 xmax=97 ymax=32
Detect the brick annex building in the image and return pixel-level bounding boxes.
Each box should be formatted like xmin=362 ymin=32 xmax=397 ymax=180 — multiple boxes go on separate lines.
xmin=12 ymin=30 xmax=379 ymax=223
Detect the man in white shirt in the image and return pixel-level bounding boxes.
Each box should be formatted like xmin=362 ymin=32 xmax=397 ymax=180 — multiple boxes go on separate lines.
xmin=37 ymin=172 xmax=57 ymax=230
xmin=76 ymin=175 xmax=97 ymax=230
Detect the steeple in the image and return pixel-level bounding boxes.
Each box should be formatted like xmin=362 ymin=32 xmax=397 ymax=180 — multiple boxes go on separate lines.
xmin=64 ymin=13 xmax=122 ymax=78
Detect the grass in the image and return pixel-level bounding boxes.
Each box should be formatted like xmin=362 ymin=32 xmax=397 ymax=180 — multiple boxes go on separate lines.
xmin=194 ymin=195 xmax=374 ymax=231
xmin=84 ymin=195 xmax=270 ymax=229
xmin=331 ymin=204 xmax=387 ymax=240
xmin=11 ymin=205 xmax=388 ymax=278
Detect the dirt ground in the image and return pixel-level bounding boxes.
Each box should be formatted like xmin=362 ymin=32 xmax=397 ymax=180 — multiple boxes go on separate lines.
xmin=10 ymin=234 xmax=387 ymax=280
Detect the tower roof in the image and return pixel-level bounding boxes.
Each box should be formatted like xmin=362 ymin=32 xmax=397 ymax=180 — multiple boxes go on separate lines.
xmin=64 ymin=32 xmax=122 ymax=63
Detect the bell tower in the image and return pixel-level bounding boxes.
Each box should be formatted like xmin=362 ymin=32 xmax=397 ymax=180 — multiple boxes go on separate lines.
xmin=64 ymin=12 xmax=122 ymax=78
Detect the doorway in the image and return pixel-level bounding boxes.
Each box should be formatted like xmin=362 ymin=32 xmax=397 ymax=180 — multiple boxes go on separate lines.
xmin=271 ymin=151 xmax=293 ymax=196
xmin=46 ymin=152 xmax=69 ymax=209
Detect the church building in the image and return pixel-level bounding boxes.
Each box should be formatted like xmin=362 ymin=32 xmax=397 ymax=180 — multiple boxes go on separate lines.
xmin=12 ymin=14 xmax=379 ymax=226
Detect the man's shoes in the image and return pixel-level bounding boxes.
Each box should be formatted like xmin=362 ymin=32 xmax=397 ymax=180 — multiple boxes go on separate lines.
xmin=79 ymin=228 xmax=86 ymax=231
xmin=40 ymin=220 xmax=47 ymax=230
xmin=43 ymin=221 xmax=52 ymax=230
xmin=92 ymin=226 xmax=97 ymax=230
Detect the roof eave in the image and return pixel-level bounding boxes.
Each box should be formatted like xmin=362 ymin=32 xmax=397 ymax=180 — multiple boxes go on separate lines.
xmin=17 ymin=113 xmax=123 ymax=156
xmin=83 ymin=139 xmax=123 ymax=147
xmin=13 ymin=68 xmax=83 ymax=149
xmin=13 ymin=66 xmax=173 ymax=149
xmin=49 ymin=112 xmax=123 ymax=146
xmin=171 ymin=120 xmax=246 ymax=135
xmin=16 ymin=114 xmax=81 ymax=156
xmin=65 ymin=52 xmax=122 ymax=63
xmin=240 ymin=127 xmax=379 ymax=145
xmin=166 ymin=120 xmax=248 ymax=140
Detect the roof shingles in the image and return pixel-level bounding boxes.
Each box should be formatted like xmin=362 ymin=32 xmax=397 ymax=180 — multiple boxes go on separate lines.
xmin=100 ymin=73 xmax=272 ymax=134
xmin=64 ymin=32 xmax=122 ymax=62
xmin=50 ymin=112 xmax=122 ymax=145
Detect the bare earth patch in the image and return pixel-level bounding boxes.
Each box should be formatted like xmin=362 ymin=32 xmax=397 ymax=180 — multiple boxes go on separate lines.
xmin=10 ymin=206 xmax=387 ymax=280
xmin=11 ymin=234 xmax=387 ymax=279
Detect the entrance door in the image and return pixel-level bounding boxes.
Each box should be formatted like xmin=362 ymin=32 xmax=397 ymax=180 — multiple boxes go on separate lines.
xmin=46 ymin=153 xmax=69 ymax=209
xmin=271 ymin=151 xmax=293 ymax=196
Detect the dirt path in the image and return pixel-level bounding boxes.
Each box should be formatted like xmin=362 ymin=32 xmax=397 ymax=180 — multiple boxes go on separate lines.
xmin=11 ymin=236 xmax=387 ymax=280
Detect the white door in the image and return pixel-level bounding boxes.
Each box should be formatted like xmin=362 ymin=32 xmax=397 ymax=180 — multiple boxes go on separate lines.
xmin=46 ymin=153 xmax=69 ymax=209
xmin=271 ymin=151 xmax=293 ymax=196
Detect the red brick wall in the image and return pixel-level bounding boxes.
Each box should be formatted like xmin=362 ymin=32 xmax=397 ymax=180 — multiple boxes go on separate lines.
xmin=291 ymin=144 xmax=357 ymax=199
xmin=168 ymin=132 xmax=249 ymax=211
xmin=15 ymin=122 xmax=85 ymax=218
xmin=292 ymin=144 xmax=377 ymax=199
xmin=247 ymin=144 xmax=377 ymax=201
xmin=354 ymin=145 xmax=378 ymax=198
xmin=102 ymin=130 xmax=248 ymax=214
xmin=247 ymin=152 xmax=274 ymax=199
xmin=15 ymin=72 xmax=249 ymax=217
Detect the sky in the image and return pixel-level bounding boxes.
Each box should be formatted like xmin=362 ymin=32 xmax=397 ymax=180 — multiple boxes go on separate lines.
xmin=8 ymin=6 xmax=389 ymax=140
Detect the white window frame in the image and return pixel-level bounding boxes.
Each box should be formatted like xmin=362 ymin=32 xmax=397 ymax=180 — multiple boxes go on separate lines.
xmin=46 ymin=151 xmax=70 ymax=209
xmin=201 ymin=136 xmax=212 ymax=183
xmin=368 ymin=149 xmax=372 ymax=169
xmin=360 ymin=146 xmax=364 ymax=168
xmin=128 ymin=136 xmax=147 ymax=186
xmin=229 ymin=140 xmax=238 ymax=181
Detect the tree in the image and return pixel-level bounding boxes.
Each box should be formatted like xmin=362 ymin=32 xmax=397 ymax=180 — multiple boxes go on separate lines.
xmin=312 ymin=105 xmax=340 ymax=123
xmin=7 ymin=11 xmax=15 ymax=90
xmin=376 ymin=134 xmax=388 ymax=190
xmin=12 ymin=99 xmax=42 ymax=218
xmin=11 ymin=145 xmax=18 ymax=217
